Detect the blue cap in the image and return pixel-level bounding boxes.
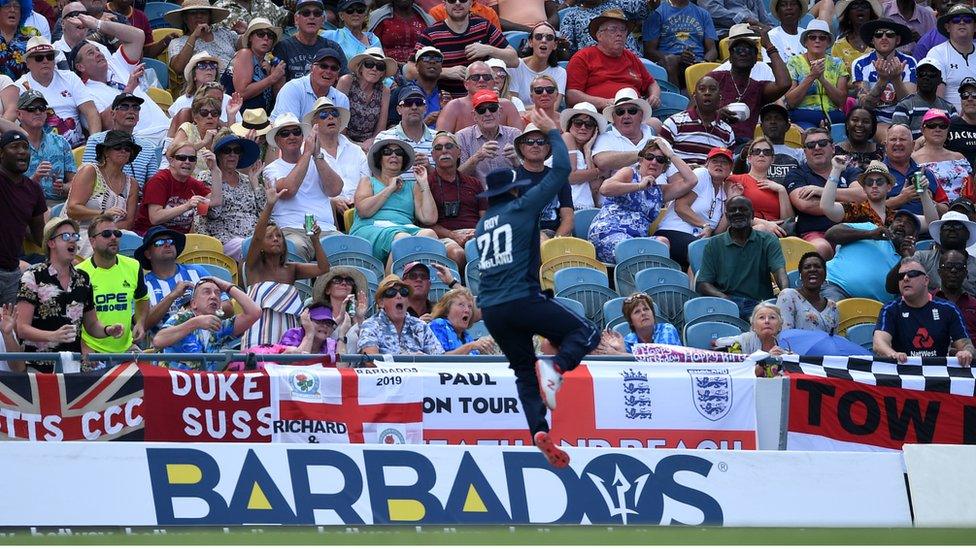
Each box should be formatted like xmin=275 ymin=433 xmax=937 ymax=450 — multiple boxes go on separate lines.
xmin=397 ymin=85 xmax=426 ymax=104
xmin=313 ymin=47 xmax=342 ymax=64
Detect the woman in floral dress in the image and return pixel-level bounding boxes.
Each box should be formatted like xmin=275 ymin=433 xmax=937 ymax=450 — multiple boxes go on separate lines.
xmin=913 ymin=108 xmax=972 ymax=202
xmin=197 ymin=132 xmax=265 ymax=260
xmin=0 ymin=0 xmax=39 ymax=80
xmin=587 ymin=137 xmax=697 ymax=263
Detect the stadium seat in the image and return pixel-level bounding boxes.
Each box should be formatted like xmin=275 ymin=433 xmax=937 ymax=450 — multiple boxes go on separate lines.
xmin=178 ymin=249 xmax=239 ymax=284
xmin=145 ymin=2 xmax=180 ymax=29
xmin=613 ymin=238 xmax=680 ymax=295
xmin=50 ymin=202 xmax=66 ymax=218
xmin=641 ymin=58 xmax=668 ymax=83
xmin=844 ymin=323 xmax=875 ymax=353
xmin=603 ymin=296 xmax=627 ymax=330
xmin=787 ymin=269 xmax=800 ymax=289
xmin=683 ymin=296 xmax=739 ymax=326
xmin=685 ymin=321 xmax=742 ymax=350
xmin=429 ymin=281 xmax=451 ymax=303
xmin=554 ymin=296 xmax=586 ymax=317
xmin=390 ymin=236 xmax=451 ymax=275
xmin=656 ymin=91 xmax=690 ymax=120
xmin=72 ymin=147 xmax=84 ymax=169
xmin=321 ymin=240 xmax=385 ymax=283
xmin=718 ymin=37 xmax=730 ymax=60
xmin=146 ymin=87 xmax=173 ymax=110
xmin=541 ymin=236 xmax=596 ymax=263
xmin=555 ymin=279 xmax=619 ymax=326
xmin=553 ymin=266 xmax=609 ymax=293
xmin=295 ymin=280 xmax=313 ymax=303
xmin=684 ymin=62 xmax=719 ymax=94
xmin=683 ymin=313 xmax=750 ymax=343
xmin=634 ymin=266 xmax=690 ymax=291
xmin=322 ymin=233 xmax=372 ymax=256
xmin=181 ymin=233 xmax=223 ymax=255
xmin=779 ymin=236 xmax=817 ymax=272
xmin=468 ymin=320 xmax=489 ymax=339
xmin=836 ymin=298 xmax=883 ymax=336
xmin=754 ymin=123 xmax=804 ymax=148
xmin=464 ymin=261 xmax=481 ymax=296
xmin=119 ymin=230 xmax=142 ymax=257
xmin=191 ymin=263 xmax=233 ymax=284
xmin=142 ymin=57 xmax=169 ymax=90
xmin=539 ymin=254 xmax=607 ymax=291
xmin=658 ymin=80 xmax=680 ymax=94
xmin=573 ymin=208 xmax=600 ymax=239
xmin=687 ymin=236 xmax=710 ymax=277
xmin=503 ymin=30 xmax=529 ymax=52
xmin=916 ymin=240 xmax=936 ymax=251
xmin=611 ymin=321 xmax=630 ymax=336
xmin=644 ymin=284 xmax=698 ymax=332
xmin=830 ymin=123 xmax=846 ymax=143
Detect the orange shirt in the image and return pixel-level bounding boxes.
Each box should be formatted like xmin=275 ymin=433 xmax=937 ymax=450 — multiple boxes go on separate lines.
xmin=727 ymin=174 xmax=782 ymax=221
xmin=428 ymin=2 xmax=501 ymax=31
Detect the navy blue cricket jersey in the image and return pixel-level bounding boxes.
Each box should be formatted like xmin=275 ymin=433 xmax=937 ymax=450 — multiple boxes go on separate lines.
xmin=877 ymin=297 xmax=970 ymax=357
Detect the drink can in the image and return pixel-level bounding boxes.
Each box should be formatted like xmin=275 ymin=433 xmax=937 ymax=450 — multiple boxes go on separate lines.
xmin=304 ymin=214 xmax=315 ymax=236
xmin=913 ymin=173 xmax=926 ymax=195
xmin=346 ymin=299 xmax=357 ymax=316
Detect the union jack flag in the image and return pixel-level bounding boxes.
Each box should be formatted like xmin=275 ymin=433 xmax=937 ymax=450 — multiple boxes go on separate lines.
xmin=0 ymin=362 xmax=144 ymax=441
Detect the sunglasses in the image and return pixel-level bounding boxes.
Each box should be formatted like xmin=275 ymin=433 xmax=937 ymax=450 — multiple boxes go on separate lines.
xmin=899 ymin=269 xmax=927 ymax=279
xmin=400 ymin=98 xmax=426 ymax=108
xmin=221 ymin=146 xmax=243 ymax=155
xmin=173 ymin=154 xmax=197 ymax=163
xmin=467 ymin=73 xmax=494 ymax=82
xmin=432 ymin=142 xmax=456 ymax=151
xmin=114 ymin=103 xmax=141 ymax=111
xmin=196 ymin=109 xmax=219 ymax=118
xmin=153 ymin=238 xmax=175 ymax=247
xmin=417 ymin=54 xmax=443 ymax=63
xmin=571 ymin=118 xmax=597 ymax=129
xmin=52 ymin=232 xmax=80 ymax=242
xmin=382 ymin=286 xmax=411 ymax=298
xmin=96 ymin=229 xmax=123 ymax=239
xmin=403 ymin=271 xmax=430 ymax=280
xmin=873 ymin=30 xmax=898 ymax=39
xmin=924 ymin=122 xmax=949 ymax=130
xmin=862 ymin=176 xmax=889 ymax=187
xmin=642 ymin=153 xmax=668 ymax=163
xmin=298 ymin=9 xmax=323 ymax=16
xmin=941 ymin=262 xmax=967 ymax=272
xmin=806 ymin=33 xmax=830 ymax=42
xmin=951 ymin=15 xmax=975 ymax=24
xmin=521 ymin=137 xmax=549 ymax=146
xmin=445 ymin=0 xmax=468 ymax=4
xmin=252 ymin=29 xmax=275 ymax=39
xmin=317 ymin=108 xmax=340 ymax=119
xmin=381 ymin=146 xmax=406 ymax=157
xmin=532 ymin=86 xmax=557 ymax=95
xmin=30 ymin=53 xmax=56 ymax=62
xmin=623 ymin=292 xmax=651 ymax=304
xmin=64 ymin=10 xmax=85 ymax=18
xmin=277 ymin=128 xmax=302 ymax=138
xmin=804 ymin=138 xmax=831 ymax=150
xmin=331 ymin=276 xmax=355 ymax=286
xmin=315 ymin=62 xmax=340 ymax=72
xmin=475 ymin=103 xmax=500 ymax=115
xmin=196 ymin=61 xmax=218 ymax=70
xmin=730 ymin=43 xmax=757 ymax=54
xmin=614 ymin=106 xmax=641 ymax=116
xmin=962 ymin=91 xmax=976 ymax=100
xmin=21 ymin=105 xmax=46 ymax=113
xmin=361 ymin=59 xmax=385 ymax=70
xmin=750 ymin=147 xmax=773 ymax=156
xmin=343 ymin=6 xmax=367 ymax=13
xmin=532 ymin=33 xmax=556 ymax=42
xmin=109 ymin=145 xmax=133 ymax=153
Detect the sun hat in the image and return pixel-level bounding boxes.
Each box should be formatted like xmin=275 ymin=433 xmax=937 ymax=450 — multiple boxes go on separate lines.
xmin=213 ymin=134 xmax=261 ymax=169
xmin=514 ymin=123 xmax=552 ymax=161
xmin=587 ymin=8 xmax=635 ymax=40
xmin=367 ymin=138 xmax=416 ymax=177
xmin=95 ymin=130 xmax=142 ymax=163
xmin=163 ymin=0 xmax=230 ymax=29
xmin=559 ymin=101 xmax=607 ymax=133
xmin=241 ymin=17 xmax=281 ymax=48
xmin=303 ymin=96 xmax=350 ymax=131
xmin=348 ymin=47 xmax=397 ymax=78
xmin=266 ymin=113 xmax=305 ymax=145
xmin=477 ymin=168 xmax=532 ymax=198
xmin=800 ymin=19 xmax=833 ymax=43
xmin=313 ymin=266 xmax=368 ymax=303
xmin=601 ymin=87 xmax=652 ymax=123
xmin=930 ymin=211 xmax=976 ymax=247
xmin=230 ymin=108 xmax=271 ymax=137
xmin=183 ymin=51 xmax=221 ymax=84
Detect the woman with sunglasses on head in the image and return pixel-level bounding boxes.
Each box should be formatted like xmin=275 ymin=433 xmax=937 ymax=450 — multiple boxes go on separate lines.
xmin=132 ymin=142 xmax=220 ymax=236
xmin=350 ymin=139 xmax=439 ymax=263
xmin=587 ymin=137 xmax=697 ymax=263
xmin=509 ymin=22 xmax=566 ymax=107
xmin=222 ymin=18 xmax=286 ymax=114
xmin=336 ymin=48 xmax=394 ymax=147
xmin=66 ymin=130 xmax=140 ymax=257
xmin=168 ymin=95 xmax=226 ymax=179
xmin=323 ymin=0 xmax=381 ymax=61
xmin=196 ymin=131 xmax=266 ymax=261
xmin=913 ymin=108 xmax=971 ymax=201
xmin=726 ymin=137 xmax=795 ymax=233
xmin=560 ymin=102 xmax=606 ymax=210
xmin=835 ymin=106 xmax=885 ymax=170
xmin=487 ymin=58 xmax=525 ymax=112
xmin=776 ymin=251 xmax=839 ymax=333
xmin=784 ymin=20 xmax=850 ymax=129
xmin=16 ymin=217 xmax=124 ymax=373
xmin=359 ymin=274 xmax=444 ymax=355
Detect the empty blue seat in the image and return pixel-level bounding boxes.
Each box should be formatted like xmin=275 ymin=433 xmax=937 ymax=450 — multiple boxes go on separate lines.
xmin=555 ymin=283 xmax=619 ymax=326
xmin=644 ymin=284 xmax=698 ymax=331
xmin=685 ymin=321 xmax=742 ymax=350
xmin=142 ymin=57 xmax=168 ymax=89
xmin=603 ymin=296 xmax=627 ymax=330
xmin=683 ymin=296 xmax=739 ymax=325
xmin=145 ymin=1 xmax=180 ymax=28
xmin=614 ymin=238 xmax=680 ymax=295
xmin=687 ymin=236 xmax=711 ymax=276
xmin=190 ymin=263 xmax=233 ymax=283
xmin=634 ymin=267 xmax=689 ymax=292
xmin=321 ymin=234 xmax=373 ymax=256
xmin=573 ymin=208 xmax=600 ymax=239
xmin=468 ymin=320 xmax=490 ymax=339
xmin=554 ymin=296 xmax=585 ymax=317
xmin=553 ymin=266 xmax=609 ymax=293
xmin=845 ymin=323 xmax=875 ymax=353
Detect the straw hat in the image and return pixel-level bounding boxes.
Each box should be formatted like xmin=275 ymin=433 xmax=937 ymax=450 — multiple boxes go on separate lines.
xmin=348 ymin=47 xmax=397 ymax=78
xmin=587 ymin=8 xmax=635 ymax=40
xmin=266 ymin=112 xmax=305 ymax=145
xmin=164 ymin=0 xmax=230 ymax=29
xmin=230 ymin=108 xmax=271 ymax=137
xmin=560 ymin=101 xmax=607 ymax=133
xmin=367 ymin=138 xmax=416 ymax=177
xmin=312 ymin=266 xmax=369 ymax=304
xmin=241 ymin=17 xmax=281 ymax=48
xmin=601 ymin=88 xmax=652 ymax=123
xmin=514 ymin=123 xmax=552 ymax=161
xmin=183 ymin=51 xmax=221 ymax=83
xmin=303 ymin=96 xmax=350 ymax=132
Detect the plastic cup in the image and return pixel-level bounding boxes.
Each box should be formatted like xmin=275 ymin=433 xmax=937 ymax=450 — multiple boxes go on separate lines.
xmin=196 ymin=200 xmax=209 ymax=216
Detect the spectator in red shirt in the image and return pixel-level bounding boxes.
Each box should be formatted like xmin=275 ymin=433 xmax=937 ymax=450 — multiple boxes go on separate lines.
xmin=132 ymin=143 xmax=221 ymax=235
xmin=426 ymin=130 xmax=486 ymax=271
xmin=368 ymin=0 xmax=434 ymax=65
xmin=565 ymin=9 xmax=661 ymax=112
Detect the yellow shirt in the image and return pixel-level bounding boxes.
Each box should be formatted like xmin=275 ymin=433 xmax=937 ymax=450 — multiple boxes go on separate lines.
xmin=77 ymin=255 xmax=148 ymax=353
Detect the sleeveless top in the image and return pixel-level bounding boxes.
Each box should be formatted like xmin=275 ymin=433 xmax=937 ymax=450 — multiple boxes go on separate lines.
xmin=346 ymin=77 xmax=384 ymax=143
xmin=77 ymin=164 xmax=133 ymax=257
xmin=242 ymin=281 xmax=305 ymax=349
xmin=220 ymin=52 xmax=273 ymax=112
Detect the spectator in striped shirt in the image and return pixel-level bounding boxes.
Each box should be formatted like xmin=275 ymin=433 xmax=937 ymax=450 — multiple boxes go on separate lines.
xmin=891 ymin=57 xmax=958 ymax=139
xmin=82 ymin=93 xmax=162 ymax=197
xmin=410 ymin=0 xmax=517 ymax=97
xmin=658 ymin=75 xmax=734 ymax=166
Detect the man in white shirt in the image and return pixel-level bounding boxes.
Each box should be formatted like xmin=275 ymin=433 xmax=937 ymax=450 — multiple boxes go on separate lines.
xmin=592 ymin=88 xmax=657 ymax=172
xmin=53 ymin=2 xmax=108 ymax=66
xmin=67 ymin=13 xmax=170 ymax=143
xmin=3 ymin=36 xmax=100 ymax=147
xmin=262 ymin=107 xmax=352 ymax=260
xmin=269 ymin=47 xmax=349 ymax=122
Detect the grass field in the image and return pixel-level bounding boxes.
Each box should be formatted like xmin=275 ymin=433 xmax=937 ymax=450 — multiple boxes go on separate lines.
xmin=2 ymin=526 xmax=975 ymax=545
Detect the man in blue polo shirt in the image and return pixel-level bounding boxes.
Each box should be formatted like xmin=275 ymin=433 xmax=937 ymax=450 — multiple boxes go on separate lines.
xmin=883 ymin=123 xmax=949 ymax=216
xmin=875 ymin=257 xmax=974 ymax=364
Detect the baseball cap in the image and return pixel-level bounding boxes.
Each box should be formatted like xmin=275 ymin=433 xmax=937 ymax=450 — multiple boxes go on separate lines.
xmin=16 ymin=89 xmax=45 ymax=109
xmin=295 ymin=0 xmax=324 ymax=9
xmin=414 ymin=46 xmax=442 ymax=61
xmin=313 ymin=47 xmax=342 ymax=64
xmin=307 ymin=304 xmax=336 ymax=323
xmin=949 ymin=196 xmax=976 ymax=216
xmin=0 ymin=130 xmax=27 ymax=149
xmin=917 ymin=57 xmax=941 ymax=72
xmin=397 ymin=85 xmax=426 ymax=104
xmin=922 ymin=108 xmax=951 ymax=124
xmin=706 ymin=147 xmax=733 ymax=162
xmin=893 ymin=209 xmax=921 ymax=232
xmin=759 ymin=103 xmax=789 ymax=120
xmin=960 ymin=77 xmax=976 ymax=92
xmin=401 ymin=261 xmax=431 ymax=277
xmin=472 ymin=89 xmax=499 ymax=109
xmin=111 ymin=92 xmax=145 ymax=109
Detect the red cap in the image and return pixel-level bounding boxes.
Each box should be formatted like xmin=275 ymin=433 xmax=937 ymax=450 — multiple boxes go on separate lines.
xmin=706 ymin=147 xmax=733 ymax=161
xmin=472 ymin=89 xmax=500 ymax=109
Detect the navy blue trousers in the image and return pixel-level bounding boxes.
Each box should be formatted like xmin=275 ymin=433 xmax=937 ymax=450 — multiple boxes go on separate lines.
xmin=482 ymin=294 xmax=601 ymax=435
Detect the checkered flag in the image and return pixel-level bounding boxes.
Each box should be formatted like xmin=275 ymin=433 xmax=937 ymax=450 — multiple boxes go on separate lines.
xmin=781 ymin=355 xmax=975 ymax=397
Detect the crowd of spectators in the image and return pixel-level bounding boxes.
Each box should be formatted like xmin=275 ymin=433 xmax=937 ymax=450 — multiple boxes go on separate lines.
xmin=0 ymin=0 xmax=974 ymax=372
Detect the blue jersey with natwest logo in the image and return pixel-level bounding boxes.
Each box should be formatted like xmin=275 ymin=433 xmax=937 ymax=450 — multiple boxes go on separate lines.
xmin=877 ymin=297 xmax=969 ymax=357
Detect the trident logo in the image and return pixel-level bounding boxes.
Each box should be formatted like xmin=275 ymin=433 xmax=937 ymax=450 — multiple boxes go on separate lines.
xmin=586 ymin=465 xmax=650 ymax=525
